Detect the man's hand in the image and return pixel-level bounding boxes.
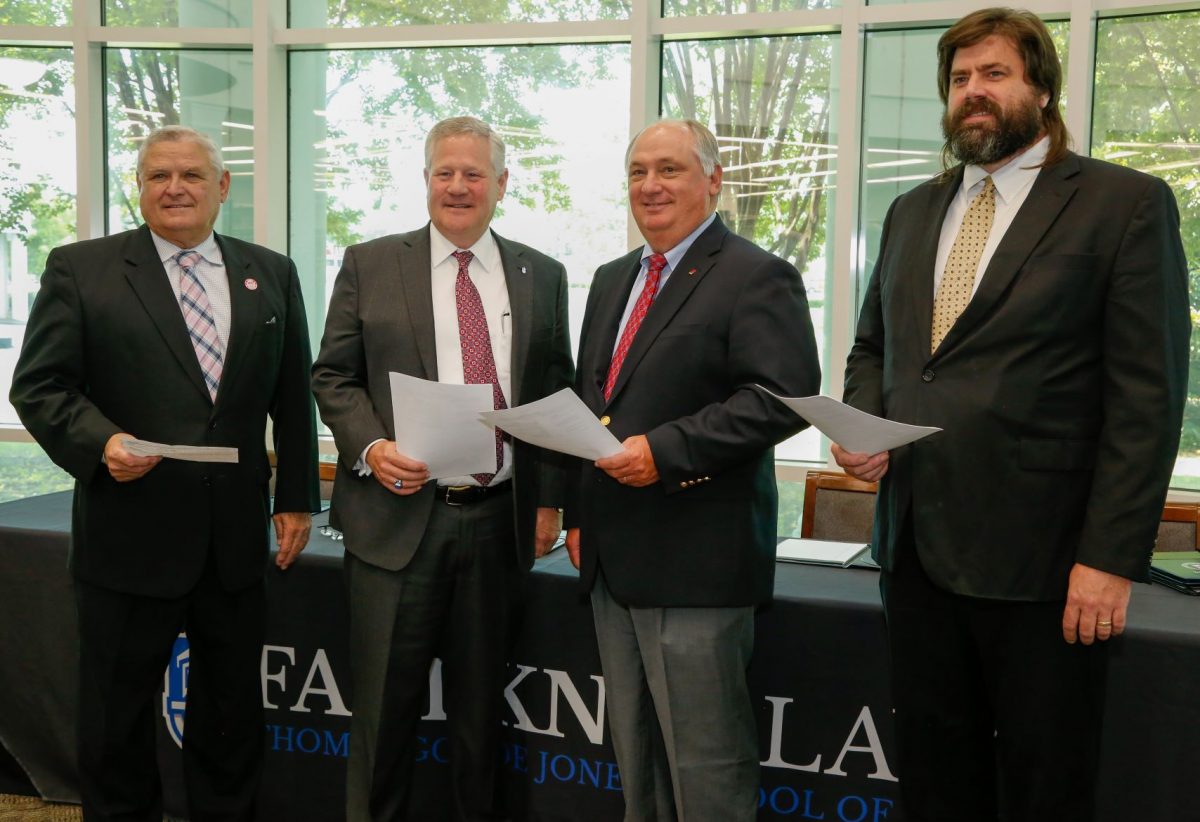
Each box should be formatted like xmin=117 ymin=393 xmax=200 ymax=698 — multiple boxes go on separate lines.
xmin=273 ymin=512 xmax=312 ymax=570
xmin=366 ymin=440 xmax=429 ymax=496
xmin=1062 ymin=562 xmax=1133 ymax=645
xmin=831 ymin=443 xmax=889 ymax=483
xmin=535 ymin=507 xmax=563 ymax=558
xmin=565 ymin=528 xmax=581 ymax=569
xmin=104 ymin=433 xmax=160 ymax=482
xmin=595 ymin=435 xmax=658 ymax=487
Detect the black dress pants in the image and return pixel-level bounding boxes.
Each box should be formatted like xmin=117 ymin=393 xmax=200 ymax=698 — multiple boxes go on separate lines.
xmin=880 ymin=528 xmax=1108 ymax=822
xmin=75 ymin=554 xmax=266 ymax=822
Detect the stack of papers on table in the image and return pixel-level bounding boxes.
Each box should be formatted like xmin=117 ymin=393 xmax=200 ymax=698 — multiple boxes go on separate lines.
xmin=776 ymin=538 xmax=871 ymax=568
xmin=1150 ymin=551 xmax=1200 ymax=595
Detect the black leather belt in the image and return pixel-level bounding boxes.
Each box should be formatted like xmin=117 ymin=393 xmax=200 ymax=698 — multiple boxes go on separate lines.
xmin=437 ymin=481 xmax=512 ymax=506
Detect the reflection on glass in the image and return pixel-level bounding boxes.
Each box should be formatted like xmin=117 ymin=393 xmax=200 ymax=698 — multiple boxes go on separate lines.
xmin=663 ymin=34 xmax=836 ymax=462
xmin=0 ymin=1 xmax=69 ymax=25
xmin=0 ymin=47 xmax=74 ymax=426
xmin=104 ymin=0 xmax=251 ymax=27
xmin=289 ymin=45 xmax=630 ymax=366
xmin=859 ymin=23 xmax=1067 ymax=308
xmin=1093 ymin=11 xmax=1200 ymax=486
xmin=290 ymin=0 xmax=628 ymax=27
xmin=664 ymin=0 xmax=834 ymax=15
xmin=105 ymin=49 xmax=254 ymax=242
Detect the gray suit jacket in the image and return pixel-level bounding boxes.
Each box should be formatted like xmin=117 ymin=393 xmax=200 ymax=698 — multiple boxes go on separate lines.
xmin=311 ymin=225 xmax=574 ymax=572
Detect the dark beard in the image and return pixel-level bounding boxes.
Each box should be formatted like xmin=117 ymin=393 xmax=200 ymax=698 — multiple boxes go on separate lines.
xmin=942 ymin=96 xmax=1042 ymax=166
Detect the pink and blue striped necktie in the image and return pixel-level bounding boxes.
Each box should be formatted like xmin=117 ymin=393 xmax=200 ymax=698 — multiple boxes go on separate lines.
xmin=174 ymin=249 xmax=223 ymax=401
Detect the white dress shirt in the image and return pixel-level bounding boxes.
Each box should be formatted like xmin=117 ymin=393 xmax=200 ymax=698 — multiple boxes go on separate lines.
xmin=933 ymin=136 xmax=1049 ymax=299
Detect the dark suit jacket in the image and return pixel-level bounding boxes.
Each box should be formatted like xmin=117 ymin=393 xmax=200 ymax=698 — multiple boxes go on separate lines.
xmin=10 ymin=225 xmax=321 ymax=598
xmin=310 ymin=225 xmax=574 ymax=572
xmin=844 ymin=152 xmax=1190 ymax=600
xmin=568 ymin=216 xmax=821 ymax=608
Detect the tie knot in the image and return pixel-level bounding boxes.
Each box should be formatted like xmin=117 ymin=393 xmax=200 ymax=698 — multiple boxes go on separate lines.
xmin=647 ymin=253 xmax=668 ymax=276
xmin=452 ymin=250 xmax=474 ymax=272
xmin=174 ymin=250 xmax=202 ymax=272
xmin=978 ymin=176 xmax=995 ymax=197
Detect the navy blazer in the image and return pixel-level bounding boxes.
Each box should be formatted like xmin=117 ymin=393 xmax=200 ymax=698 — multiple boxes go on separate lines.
xmin=569 ymin=215 xmax=821 ymax=608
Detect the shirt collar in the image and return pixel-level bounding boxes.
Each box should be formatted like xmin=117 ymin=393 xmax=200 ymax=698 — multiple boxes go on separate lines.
xmin=151 ymin=230 xmax=223 ymax=267
xmin=962 ymin=135 xmax=1049 ymax=204
xmin=641 ymin=212 xmax=717 ymax=273
xmin=430 ymin=223 xmax=501 ymax=276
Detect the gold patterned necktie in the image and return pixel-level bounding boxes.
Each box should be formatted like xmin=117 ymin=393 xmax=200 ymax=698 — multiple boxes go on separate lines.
xmin=931 ymin=175 xmax=996 ymax=351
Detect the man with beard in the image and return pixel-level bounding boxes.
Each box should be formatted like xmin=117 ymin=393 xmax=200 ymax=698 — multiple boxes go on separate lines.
xmin=831 ymin=8 xmax=1188 ymax=821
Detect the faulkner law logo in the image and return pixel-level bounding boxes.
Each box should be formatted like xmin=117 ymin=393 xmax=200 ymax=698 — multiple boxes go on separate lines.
xmin=162 ymin=633 xmax=190 ymax=748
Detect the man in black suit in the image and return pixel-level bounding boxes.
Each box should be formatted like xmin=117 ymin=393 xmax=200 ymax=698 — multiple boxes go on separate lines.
xmin=11 ymin=125 xmax=320 ymax=821
xmin=834 ymin=9 xmax=1190 ymax=821
xmin=564 ymin=119 xmax=820 ymax=819
xmin=311 ymin=116 xmax=574 ymax=821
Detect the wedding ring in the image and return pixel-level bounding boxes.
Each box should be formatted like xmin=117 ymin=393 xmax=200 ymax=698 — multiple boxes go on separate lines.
xmin=394 ymin=479 xmax=404 ymax=489
xmin=1097 ymin=620 xmax=1112 ymax=627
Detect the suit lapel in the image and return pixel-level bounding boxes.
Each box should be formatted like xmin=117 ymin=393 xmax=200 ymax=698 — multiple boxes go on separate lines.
xmin=495 ymin=232 xmax=531 ymax=405
xmin=398 ymin=227 xmax=438 ymax=381
xmin=910 ymin=170 xmax=962 ymax=361
xmin=935 ymin=154 xmax=1080 ymax=356
xmin=213 ymin=234 xmax=262 ymax=402
xmin=122 ymin=226 xmax=212 ymax=403
xmin=587 ymin=251 xmax=642 ymax=400
xmin=605 ymin=216 xmax=726 ymax=406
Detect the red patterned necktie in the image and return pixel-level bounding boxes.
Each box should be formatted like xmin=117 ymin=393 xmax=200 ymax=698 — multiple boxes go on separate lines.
xmin=174 ymin=249 xmax=223 ymax=401
xmin=604 ymin=253 xmax=667 ymax=401
xmin=453 ymin=250 xmax=507 ymax=486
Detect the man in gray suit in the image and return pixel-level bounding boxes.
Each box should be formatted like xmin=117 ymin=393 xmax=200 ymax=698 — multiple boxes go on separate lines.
xmin=311 ymin=116 xmax=574 ymax=821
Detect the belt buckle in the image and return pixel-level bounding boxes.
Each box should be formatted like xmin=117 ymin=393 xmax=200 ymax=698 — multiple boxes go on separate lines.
xmin=444 ymin=485 xmax=471 ymax=506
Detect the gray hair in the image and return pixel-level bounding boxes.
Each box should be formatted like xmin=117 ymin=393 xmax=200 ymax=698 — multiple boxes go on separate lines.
xmin=136 ymin=125 xmax=225 ymax=180
xmin=625 ymin=119 xmax=721 ymax=177
xmin=424 ymin=116 xmax=506 ymax=176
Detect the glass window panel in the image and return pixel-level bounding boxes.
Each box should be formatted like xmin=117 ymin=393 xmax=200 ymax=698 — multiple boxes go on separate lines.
xmin=105 ymin=49 xmax=254 ymax=242
xmin=290 ymin=0 xmax=628 ymax=28
xmin=664 ymin=0 xmax=834 ymax=15
xmin=859 ymin=23 xmax=1067 ymax=308
xmin=289 ymin=44 xmax=630 ymax=372
xmin=0 ymin=47 xmax=74 ymax=427
xmin=0 ymin=442 xmax=73 ymax=502
xmin=1093 ymin=11 xmax=1200 ymax=488
xmin=663 ymin=34 xmax=837 ymax=462
xmin=104 ymin=0 xmax=251 ymax=27
xmin=0 ymin=1 xmax=69 ymax=25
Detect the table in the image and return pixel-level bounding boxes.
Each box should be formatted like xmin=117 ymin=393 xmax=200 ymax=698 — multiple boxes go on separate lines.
xmin=0 ymin=492 xmax=1196 ymax=820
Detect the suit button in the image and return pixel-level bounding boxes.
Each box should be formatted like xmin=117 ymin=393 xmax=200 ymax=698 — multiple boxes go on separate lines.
xmin=201 ymin=476 xmax=211 ymax=487
xmin=921 ymin=369 xmax=935 ymax=383
xmin=209 ymin=421 xmax=217 ymax=430
xmin=599 ymin=415 xmax=611 ymax=427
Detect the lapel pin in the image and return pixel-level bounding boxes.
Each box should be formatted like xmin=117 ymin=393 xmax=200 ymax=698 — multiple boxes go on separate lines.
xmin=244 ymin=277 xmax=258 ymax=291
xmin=688 ymin=268 xmax=697 ymax=276
xmin=520 ymin=266 xmax=527 ymax=274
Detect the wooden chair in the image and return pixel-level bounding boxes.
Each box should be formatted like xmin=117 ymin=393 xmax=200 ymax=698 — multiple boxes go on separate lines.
xmin=1156 ymin=502 xmax=1200 ymax=552
xmin=799 ymin=470 xmax=878 ymax=542
xmin=799 ymin=469 xmax=1199 ymax=555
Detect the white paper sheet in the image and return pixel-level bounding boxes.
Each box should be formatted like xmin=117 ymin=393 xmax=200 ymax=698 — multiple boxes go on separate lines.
xmin=390 ymin=372 xmax=496 ymax=478
xmin=123 ymin=439 xmax=239 ymax=463
xmin=479 ymin=388 xmax=623 ymax=461
xmin=775 ymin=538 xmax=869 ymax=567
xmin=758 ymin=388 xmax=941 ymax=453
